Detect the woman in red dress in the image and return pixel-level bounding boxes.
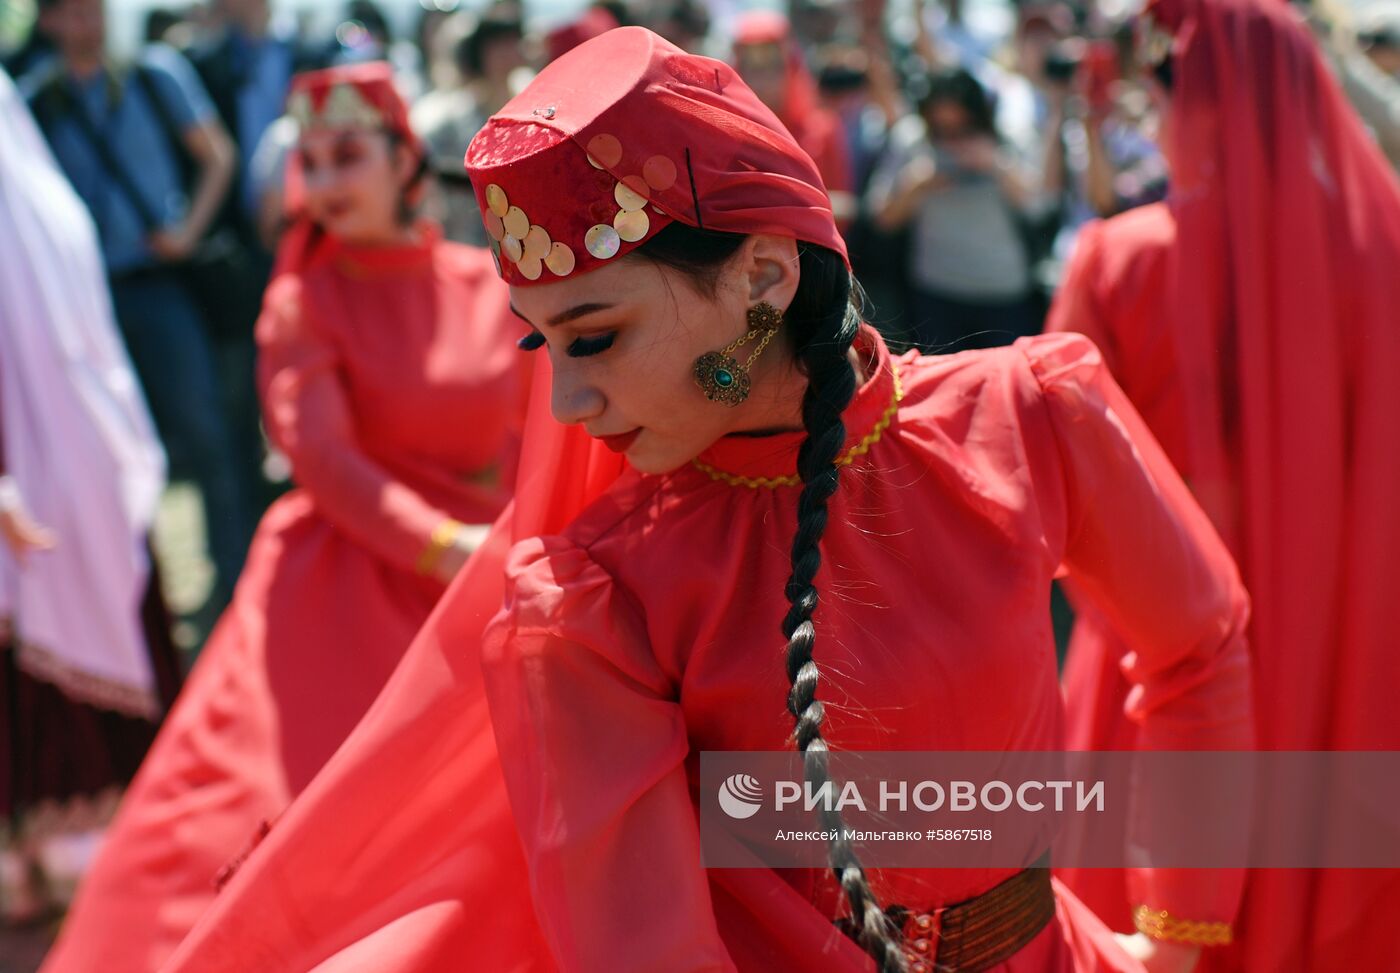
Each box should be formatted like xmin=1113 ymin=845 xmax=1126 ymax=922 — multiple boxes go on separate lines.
xmin=733 ymin=11 xmax=856 ymax=228
xmin=1046 ymin=0 xmax=1400 ymax=969
xmin=160 ymin=29 xmax=1250 ymax=973
xmin=42 ymin=62 xmax=528 ymax=973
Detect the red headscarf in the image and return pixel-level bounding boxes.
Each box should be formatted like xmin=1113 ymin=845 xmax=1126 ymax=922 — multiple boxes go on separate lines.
xmin=162 ymin=29 xmax=875 ymax=973
xmin=464 ymin=26 xmax=846 ymax=286
xmin=274 ymin=62 xmax=425 ymax=279
xmin=1147 ymin=0 xmax=1400 ymax=725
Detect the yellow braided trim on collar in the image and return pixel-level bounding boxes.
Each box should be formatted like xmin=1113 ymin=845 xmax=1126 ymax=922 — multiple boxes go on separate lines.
xmin=690 ymin=365 xmax=905 ymax=489
xmin=1132 ymin=905 xmax=1233 ymax=947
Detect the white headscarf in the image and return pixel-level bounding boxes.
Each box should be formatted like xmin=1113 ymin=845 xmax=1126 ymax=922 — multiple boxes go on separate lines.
xmin=0 ymin=67 xmax=167 ymax=717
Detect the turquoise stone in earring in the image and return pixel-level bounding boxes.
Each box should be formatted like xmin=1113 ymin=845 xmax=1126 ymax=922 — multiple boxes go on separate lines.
xmin=692 ymin=302 xmax=783 ymax=406
xmin=694 ymin=350 xmax=752 ymax=404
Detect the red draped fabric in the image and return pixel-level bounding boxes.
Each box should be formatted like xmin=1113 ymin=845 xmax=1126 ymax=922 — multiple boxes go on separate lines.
xmin=1048 ymin=0 xmax=1400 ymax=968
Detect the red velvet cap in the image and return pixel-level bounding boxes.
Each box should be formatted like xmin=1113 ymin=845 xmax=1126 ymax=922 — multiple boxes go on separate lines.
xmin=286 ymin=62 xmax=419 ymax=153
xmin=463 ymin=26 xmax=846 ymax=285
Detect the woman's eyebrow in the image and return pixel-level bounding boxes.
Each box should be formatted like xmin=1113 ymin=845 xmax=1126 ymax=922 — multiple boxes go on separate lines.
xmin=508 ymin=302 xmax=619 ymax=328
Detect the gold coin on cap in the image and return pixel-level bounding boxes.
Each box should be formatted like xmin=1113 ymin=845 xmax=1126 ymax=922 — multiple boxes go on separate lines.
xmin=585 ymin=224 xmax=621 ymax=260
xmin=503 ymin=234 xmax=524 ymax=263
xmin=485 ymin=184 xmax=508 ymax=218
xmin=614 ymin=208 xmax=649 ymax=242
xmin=586 ymin=133 xmax=623 ymax=170
xmin=517 ymin=255 xmax=543 ymax=280
xmin=643 ymin=155 xmax=677 ymax=191
xmin=483 ymin=210 xmax=505 ymax=241
xmin=523 ymin=225 xmax=551 ymax=260
xmin=546 ymin=242 xmax=577 ymax=276
xmin=614 ymin=176 xmax=649 ymax=212
xmin=503 ymin=206 xmax=529 ymax=240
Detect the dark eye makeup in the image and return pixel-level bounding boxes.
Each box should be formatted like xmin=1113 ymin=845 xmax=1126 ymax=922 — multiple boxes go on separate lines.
xmin=566 ymin=332 xmax=617 ymax=358
xmin=516 ymin=331 xmax=617 ymax=357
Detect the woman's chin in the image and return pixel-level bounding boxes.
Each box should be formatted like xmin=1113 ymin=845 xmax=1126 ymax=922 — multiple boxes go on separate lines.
xmin=623 ymin=441 xmax=694 ymax=476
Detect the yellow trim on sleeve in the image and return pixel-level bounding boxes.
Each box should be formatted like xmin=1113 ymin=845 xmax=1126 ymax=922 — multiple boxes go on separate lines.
xmin=1133 ymin=905 xmax=1233 ymax=947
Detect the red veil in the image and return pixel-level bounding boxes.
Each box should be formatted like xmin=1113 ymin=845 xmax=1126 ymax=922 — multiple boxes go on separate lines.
xmin=1057 ymin=0 xmax=1400 ymax=968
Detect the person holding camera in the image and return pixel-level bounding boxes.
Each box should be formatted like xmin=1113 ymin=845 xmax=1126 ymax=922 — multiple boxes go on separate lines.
xmin=867 ymin=66 xmax=1040 ymax=352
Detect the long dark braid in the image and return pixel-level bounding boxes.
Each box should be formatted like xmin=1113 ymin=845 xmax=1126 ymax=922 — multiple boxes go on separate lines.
xmin=643 ymin=223 xmax=906 ymax=972
xmin=783 ymin=248 xmax=905 ymax=973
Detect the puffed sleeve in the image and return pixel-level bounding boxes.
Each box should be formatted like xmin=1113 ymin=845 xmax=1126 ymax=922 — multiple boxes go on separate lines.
xmin=256 ymin=276 xmax=456 ymax=574
xmin=1020 ymin=333 xmax=1254 ymax=932
xmin=481 ymin=535 xmax=738 ymax=973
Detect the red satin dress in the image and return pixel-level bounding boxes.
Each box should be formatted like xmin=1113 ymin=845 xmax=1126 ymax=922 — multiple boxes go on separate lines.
xmin=478 ymin=326 xmax=1253 ymax=971
xmin=42 ymin=228 xmax=528 ymax=973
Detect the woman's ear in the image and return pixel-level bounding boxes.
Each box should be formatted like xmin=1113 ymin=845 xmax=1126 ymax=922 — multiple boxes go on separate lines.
xmin=740 ymin=234 xmax=802 ymax=312
xmin=395 ymin=141 xmax=426 ymax=204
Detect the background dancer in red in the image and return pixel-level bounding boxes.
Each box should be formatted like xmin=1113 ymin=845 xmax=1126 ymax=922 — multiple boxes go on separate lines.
xmin=1048 ymin=0 xmax=1400 ymax=969
xmin=733 ymin=10 xmax=856 ymax=227
xmin=43 ymin=62 xmax=529 ymax=973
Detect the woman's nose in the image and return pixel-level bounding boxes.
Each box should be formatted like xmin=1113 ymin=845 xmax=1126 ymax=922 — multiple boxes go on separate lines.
xmin=549 ymin=365 xmax=606 ymax=426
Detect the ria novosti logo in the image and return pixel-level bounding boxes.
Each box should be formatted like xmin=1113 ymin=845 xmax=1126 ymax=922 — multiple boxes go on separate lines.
xmin=717 ymin=773 xmax=764 ymax=819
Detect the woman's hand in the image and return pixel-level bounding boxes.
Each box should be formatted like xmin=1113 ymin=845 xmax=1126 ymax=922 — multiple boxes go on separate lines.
xmin=947 ymin=135 xmax=1003 ymax=173
xmin=148 ymin=223 xmax=199 ymax=262
xmin=900 ymin=153 xmax=942 ymax=194
xmin=0 ymin=478 xmax=57 ymax=564
xmin=432 ymin=523 xmax=491 ymax=583
xmin=1115 ymin=932 xmax=1202 ymax=973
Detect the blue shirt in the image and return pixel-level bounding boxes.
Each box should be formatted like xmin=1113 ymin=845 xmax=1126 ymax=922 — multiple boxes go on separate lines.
xmin=227 ymin=30 xmax=294 ymax=214
xmin=24 ymin=45 xmax=216 ymax=274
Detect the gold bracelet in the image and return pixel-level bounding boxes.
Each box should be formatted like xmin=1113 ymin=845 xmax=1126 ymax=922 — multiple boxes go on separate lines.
xmin=1132 ymin=905 xmax=1233 ymax=946
xmin=415 ymin=519 xmax=465 ymax=576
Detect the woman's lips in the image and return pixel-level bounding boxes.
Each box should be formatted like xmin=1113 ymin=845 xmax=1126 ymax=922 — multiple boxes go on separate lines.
xmin=596 ymin=428 xmax=641 ymax=453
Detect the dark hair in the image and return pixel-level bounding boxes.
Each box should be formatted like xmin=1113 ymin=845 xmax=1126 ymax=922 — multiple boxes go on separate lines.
xmin=143 ymin=7 xmax=180 ymax=44
xmin=346 ymin=0 xmax=392 ymax=44
xmin=385 ymin=132 xmax=430 ymax=224
xmin=650 ymin=0 xmax=710 ymax=44
xmin=917 ymin=66 xmax=997 ymax=137
xmin=1152 ymin=52 xmax=1174 ymax=91
xmin=456 ymin=11 xmax=523 ymax=77
xmin=638 ymin=221 xmax=906 ymax=973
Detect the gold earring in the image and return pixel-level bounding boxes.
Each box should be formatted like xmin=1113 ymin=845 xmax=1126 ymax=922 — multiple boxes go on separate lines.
xmin=693 ymin=302 xmax=783 ymax=406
